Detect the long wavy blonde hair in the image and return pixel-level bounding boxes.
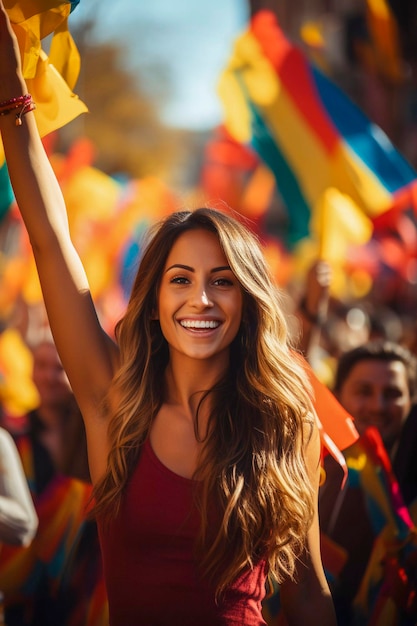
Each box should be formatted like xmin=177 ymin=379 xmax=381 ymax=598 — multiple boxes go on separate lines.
xmin=93 ymin=207 xmax=315 ymax=596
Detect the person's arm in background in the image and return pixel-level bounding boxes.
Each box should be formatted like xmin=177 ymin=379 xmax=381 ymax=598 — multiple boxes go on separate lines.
xmin=0 ymin=427 xmax=38 ymax=546
xmin=296 ymin=260 xmax=332 ymax=359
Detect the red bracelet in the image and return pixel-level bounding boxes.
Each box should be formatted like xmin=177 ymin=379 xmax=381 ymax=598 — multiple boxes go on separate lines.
xmin=0 ymin=93 xmax=32 ymax=108
xmin=0 ymin=94 xmax=36 ymax=126
xmin=0 ymin=94 xmax=32 ymax=110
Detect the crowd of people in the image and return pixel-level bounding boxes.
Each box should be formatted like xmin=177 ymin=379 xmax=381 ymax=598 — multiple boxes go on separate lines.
xmin=0 ymin=331 xmax=106 ymax=625
xmin=0 ymin=1 xmax=416 ymax=626
xmin=1 ymin=266 xmax=416 ymax=626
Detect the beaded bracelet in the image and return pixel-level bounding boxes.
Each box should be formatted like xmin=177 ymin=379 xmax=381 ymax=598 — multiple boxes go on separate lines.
xmin=0 ymin=94 xmax=36 ymax=126
xmin=0 ymin=93 xmax=32 ymax=112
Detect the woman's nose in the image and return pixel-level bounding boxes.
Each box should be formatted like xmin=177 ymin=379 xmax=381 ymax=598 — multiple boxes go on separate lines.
xmin=190 ymin=284 xmax=213 ymax=308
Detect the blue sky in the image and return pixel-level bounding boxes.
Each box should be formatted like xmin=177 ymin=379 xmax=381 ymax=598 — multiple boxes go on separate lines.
xmin=70 ymin=0 xmax=249 ymax=130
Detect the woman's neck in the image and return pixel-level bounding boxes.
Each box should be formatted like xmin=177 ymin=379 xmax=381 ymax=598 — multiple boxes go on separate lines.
xmin=163 ymin=356 xmax=227 ymax=418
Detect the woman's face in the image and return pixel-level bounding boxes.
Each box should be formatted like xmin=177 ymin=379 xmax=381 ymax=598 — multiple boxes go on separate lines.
xmin=156 ymin=228 xmax=243 ymax=366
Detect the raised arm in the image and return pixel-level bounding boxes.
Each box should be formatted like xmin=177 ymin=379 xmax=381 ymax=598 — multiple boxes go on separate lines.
xmin=0 ymin=428 xmax=38 ymax=546
xmin=0 ymin=3 xmax=118 ymax=481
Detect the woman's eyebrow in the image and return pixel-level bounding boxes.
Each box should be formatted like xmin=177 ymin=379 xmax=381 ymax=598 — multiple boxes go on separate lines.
xmin=165 ymin=264 xmax=193 ymax=273
xmin=212 ymin=265 xmax=231 ymax=272
xmin=165 ymin=264 xmax=231 ymax=273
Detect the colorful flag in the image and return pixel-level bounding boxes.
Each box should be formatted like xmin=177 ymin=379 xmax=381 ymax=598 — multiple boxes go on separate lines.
xmin=217 ymin=10 xmax=417 ymax=251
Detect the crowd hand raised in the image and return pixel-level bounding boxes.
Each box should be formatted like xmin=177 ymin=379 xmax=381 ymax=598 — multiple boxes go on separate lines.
xmin=304 ymin=260 xmax=332 ymax=315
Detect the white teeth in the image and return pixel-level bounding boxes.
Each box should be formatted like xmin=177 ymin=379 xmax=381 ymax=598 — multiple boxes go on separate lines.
xmin=180 ymin=320 xmax=220 ymax=329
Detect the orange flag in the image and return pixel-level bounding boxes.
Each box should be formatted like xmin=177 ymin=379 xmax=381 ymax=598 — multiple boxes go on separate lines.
xmin=296 ymin=353 xmax=359 ymax=482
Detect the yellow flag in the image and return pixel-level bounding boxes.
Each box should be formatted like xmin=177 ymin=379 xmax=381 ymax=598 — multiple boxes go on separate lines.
xmin=0 ymin=1 xmax=87 ymax=163
xmin=312 ymin=187 xmax=373 ymax=263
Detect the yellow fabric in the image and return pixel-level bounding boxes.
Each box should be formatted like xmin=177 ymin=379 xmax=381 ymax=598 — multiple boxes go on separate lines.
xmin=0 ymin=328 xmax=39 ymax=416
xmin=218 ymin=31 xmax=278 ymax=144
xmin=0 ymin=1 xmax=87 ymax=163
xmin=49 ymin=17 xmax=81 ymax=90
xmin=312 ymin=188 xmax=373 ymax=263
xmin=26 ymin=49 xmax=87 ymax=136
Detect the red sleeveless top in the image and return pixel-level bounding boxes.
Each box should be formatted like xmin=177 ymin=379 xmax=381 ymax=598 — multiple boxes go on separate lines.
xmin=97 ymin=438 xmax=267 ymax=625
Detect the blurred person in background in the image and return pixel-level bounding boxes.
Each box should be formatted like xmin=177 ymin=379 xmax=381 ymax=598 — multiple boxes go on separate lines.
xmin=21 ymin=336 xmax=90 ymax=485
xmin=0 ymin=425 xmax=37 ymax=547
xmin=319 ymin=339 xmax=417 ymax=626
xmin=333 ymin=339 xmax=417 ymax=506
xmin=0 ymin=335 xmax=106 ymax=626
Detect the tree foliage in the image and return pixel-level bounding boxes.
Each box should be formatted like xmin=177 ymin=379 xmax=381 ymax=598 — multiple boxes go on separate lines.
xmin=58 ymin=11 xmax=195 ymax=185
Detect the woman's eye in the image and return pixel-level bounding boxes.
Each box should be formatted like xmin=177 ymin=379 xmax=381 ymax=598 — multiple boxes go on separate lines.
xmin=170 ymin=276 xmax=189 ymax=284
xmin=213 ymin=277 xmax=233 ymax=286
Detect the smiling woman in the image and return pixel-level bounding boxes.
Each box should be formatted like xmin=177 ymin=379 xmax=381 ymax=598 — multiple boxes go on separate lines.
xmin=157 ymin=229 xmax=243 ymax=367
xmin=0 ymin=1 xmax=337 ymax=623
xmin=93 ymin=208 xmax=336 ymax=625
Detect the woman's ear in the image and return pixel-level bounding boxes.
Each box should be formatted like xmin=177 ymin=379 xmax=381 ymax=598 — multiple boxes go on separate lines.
xmin=151 ymin=308 xmax=159 ymax=320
